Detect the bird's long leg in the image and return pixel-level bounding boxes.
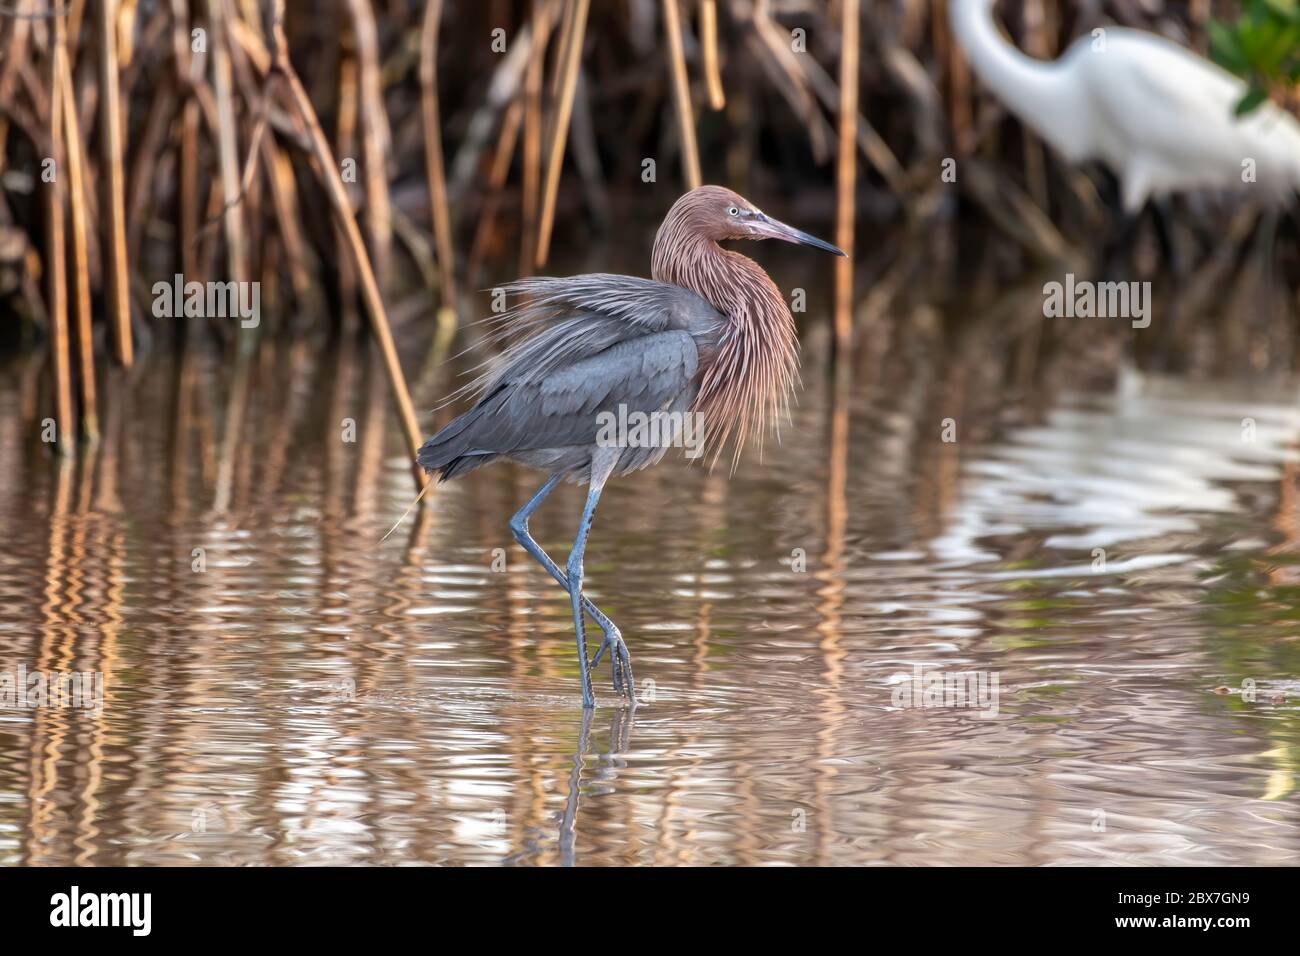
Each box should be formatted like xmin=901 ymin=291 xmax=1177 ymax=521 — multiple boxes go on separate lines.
xmin=565 ymin=451 xmax=620 ymax=708
xmin=1152 ymin=197 xmax=1184 ymax=280
xmin=1256 ymin=206 xmax=1279 ymax=341
xmin=1151 ymin=197 xmax=1189 ymax=369
xmin=509 ymin=473 xmax=634 ymax=702
xmin=1103 ymin=209 xmax=1141 ymax=278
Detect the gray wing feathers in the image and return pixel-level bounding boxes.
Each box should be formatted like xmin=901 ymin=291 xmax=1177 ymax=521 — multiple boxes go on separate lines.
xmin=420 ymin=275 xmax=718 ymax=478
xmin=420 ymin=329 xmax=700 ymax=473
xmin=478 ymin=331 xmax=698 ymax=451
xmin=497 ymin=274 xmax=715 ymax=332
xmin=471 ymin=276 xmax=721 ymax=394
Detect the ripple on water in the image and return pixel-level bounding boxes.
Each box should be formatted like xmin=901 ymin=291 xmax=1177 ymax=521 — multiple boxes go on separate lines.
xmin=2 ymin=356 xmax=1300 ymax=865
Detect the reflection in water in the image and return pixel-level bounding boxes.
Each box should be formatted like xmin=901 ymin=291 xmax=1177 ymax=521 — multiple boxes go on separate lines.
xmin=1 ymin=335 xmax=1299 ymax=866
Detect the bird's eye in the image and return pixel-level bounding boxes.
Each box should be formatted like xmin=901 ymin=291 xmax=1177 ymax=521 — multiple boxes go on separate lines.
xmin=727 ymin=206 xmax=739 ymax=217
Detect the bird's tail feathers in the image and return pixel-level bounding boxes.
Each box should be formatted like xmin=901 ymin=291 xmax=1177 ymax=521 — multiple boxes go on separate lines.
xmin=417 ymin=404 xmax=501 ymax=483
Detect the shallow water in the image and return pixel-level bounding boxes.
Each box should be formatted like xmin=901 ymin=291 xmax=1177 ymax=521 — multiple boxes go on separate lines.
xmin=2 ymin=341 xmax=1299 ymax=866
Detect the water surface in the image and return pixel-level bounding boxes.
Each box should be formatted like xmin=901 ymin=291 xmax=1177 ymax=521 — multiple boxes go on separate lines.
xmin=2 ymin=341 xmax=1299 ymax=866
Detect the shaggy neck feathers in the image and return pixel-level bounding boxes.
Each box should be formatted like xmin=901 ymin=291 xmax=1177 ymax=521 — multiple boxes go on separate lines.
xmin=652 ymin=209 xmax=798 ymax=465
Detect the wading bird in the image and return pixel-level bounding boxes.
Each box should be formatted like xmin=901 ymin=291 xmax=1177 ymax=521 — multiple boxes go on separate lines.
xmin=950 ymin=0 xmax=1300 ymax=212
xmin=419 ymin=186 xmax=843 ymax=707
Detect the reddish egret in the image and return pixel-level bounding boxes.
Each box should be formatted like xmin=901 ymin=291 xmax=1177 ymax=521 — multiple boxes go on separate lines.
xmin=419 ymin=185 xmax=844 ymax=707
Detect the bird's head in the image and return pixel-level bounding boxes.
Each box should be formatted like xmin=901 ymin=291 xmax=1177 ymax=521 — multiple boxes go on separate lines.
xmin=665 ymin=185 xmax=845 ymax=256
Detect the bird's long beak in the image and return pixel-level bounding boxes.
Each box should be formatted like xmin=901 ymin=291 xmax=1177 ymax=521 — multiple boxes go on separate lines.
xmin=753 ymin=212 xmax=846 ymax=256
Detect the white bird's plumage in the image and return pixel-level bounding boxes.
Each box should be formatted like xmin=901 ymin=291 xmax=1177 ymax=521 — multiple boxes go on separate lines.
xmin=950 ymin=0 xmax=1300 ymax=211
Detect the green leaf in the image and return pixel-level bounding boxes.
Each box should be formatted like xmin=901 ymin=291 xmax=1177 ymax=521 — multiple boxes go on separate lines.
xmin=1235 ymin=86 xmax=1270 ymax=115
xmin=1239 ymin=18 xmax=1272 ymax=64
xmin=1259 ymin=22 xmax=1300 ymax=72
xmin=1263 ymin=0 xmax=1300 ymax=22
xmin=1209 ymin=21 xmax=1249 ymax=73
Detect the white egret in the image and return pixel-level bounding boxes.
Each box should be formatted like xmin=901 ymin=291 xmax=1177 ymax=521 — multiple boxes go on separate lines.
xmin=949 ymin=0 xmax=1300 ymax=212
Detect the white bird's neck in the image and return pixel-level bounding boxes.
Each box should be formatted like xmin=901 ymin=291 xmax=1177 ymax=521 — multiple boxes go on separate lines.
xmin=949 ymin=0 xmax=1085 ymax=156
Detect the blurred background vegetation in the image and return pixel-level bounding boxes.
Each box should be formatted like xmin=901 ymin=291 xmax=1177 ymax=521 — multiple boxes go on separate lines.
xmin=1 ymin=1 xmax=1299 ymax=460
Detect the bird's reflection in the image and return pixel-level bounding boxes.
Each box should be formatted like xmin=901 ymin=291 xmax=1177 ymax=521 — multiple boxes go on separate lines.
xmin=536 ymin=706 xmax=636 ymax=867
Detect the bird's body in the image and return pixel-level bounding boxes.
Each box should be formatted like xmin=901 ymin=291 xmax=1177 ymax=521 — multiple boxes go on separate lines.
xmin=419 ymin=185 xmax=843 ymax=707
xmin=420 ymin=274 xmax=725 ymax=482
xmin=950 ymin=0 xmax=1300 ymax=211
